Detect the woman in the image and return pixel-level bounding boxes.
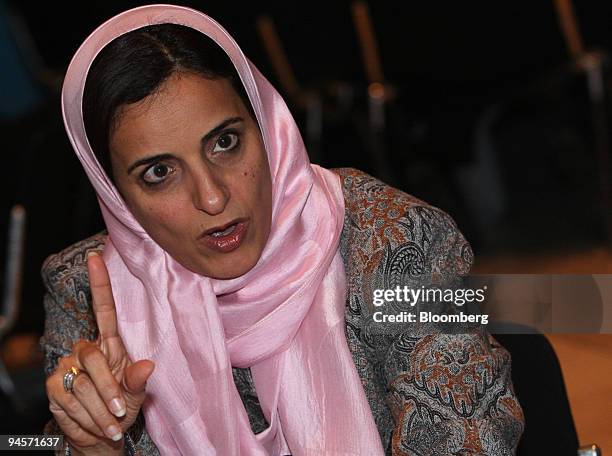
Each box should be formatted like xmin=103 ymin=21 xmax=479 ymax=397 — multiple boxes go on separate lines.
xmin=41 ymin=4 xmax=524 ymax=455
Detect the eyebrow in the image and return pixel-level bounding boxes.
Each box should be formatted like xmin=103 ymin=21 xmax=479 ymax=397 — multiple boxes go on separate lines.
xmin=126 ymin=116 xmax=245 ymax=175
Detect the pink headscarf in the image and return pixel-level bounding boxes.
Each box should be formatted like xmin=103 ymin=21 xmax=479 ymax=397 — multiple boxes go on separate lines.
xmin=62 ymin=4 xmax=384 ymax=455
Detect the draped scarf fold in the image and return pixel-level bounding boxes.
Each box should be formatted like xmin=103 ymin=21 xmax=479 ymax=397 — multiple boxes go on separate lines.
xmin=61 ymin=4 xmax=384 ymax=455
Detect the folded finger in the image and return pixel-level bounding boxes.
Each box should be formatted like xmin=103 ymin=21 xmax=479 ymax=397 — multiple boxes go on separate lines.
xmin=70 ymin=372 xmax=124 ymax=442
xmin=76 ymin=344 xmax=126 ymax=417
xmin=53 ymin=391 xmax=105 ymax=439
xmin=50 ymin=405 xmax=100 ymax=449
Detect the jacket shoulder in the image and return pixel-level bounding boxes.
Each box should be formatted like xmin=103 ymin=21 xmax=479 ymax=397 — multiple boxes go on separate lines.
xmin=42 ymin=231 xmax=107 ymax=289
xmin=332 ymin=167 xmax=430 ymax=209
xmin=331 ymin=167 xmax=472 ymax=276
xmin=41 ymin=231 xmax=107 ymax=332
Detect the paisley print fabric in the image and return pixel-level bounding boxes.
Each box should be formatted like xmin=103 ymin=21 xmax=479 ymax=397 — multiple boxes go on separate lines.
xmin=40 ymin=168 xmax=524 ymax=455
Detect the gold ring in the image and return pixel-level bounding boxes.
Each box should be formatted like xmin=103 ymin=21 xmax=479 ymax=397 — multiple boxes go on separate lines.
xmin=63 ymin=366 xmax=82 ymax=393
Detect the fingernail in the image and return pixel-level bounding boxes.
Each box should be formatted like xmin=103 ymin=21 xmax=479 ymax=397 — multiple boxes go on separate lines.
xmin=110 ymin=398 xmax=126 ymax=417
xmin=87 ymin=251 xmax=99 ymax=259
xmin=106 ymin=425 xmax=122 ymax=441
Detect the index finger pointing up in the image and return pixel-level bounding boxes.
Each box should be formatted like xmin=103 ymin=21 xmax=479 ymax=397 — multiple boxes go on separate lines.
xmin=87 ymin=251 xmax=119 ymax=341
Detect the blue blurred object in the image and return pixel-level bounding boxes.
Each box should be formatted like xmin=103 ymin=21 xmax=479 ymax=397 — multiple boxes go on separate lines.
xmin=0 ymin=0 xmax=42 ymax=119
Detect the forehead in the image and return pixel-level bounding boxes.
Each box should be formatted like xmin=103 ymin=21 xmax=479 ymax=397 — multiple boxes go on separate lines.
xmin=115 ymin=72 xmax=242 ymax=131
xmin=110 ymin=73 xmax=245 ymax=153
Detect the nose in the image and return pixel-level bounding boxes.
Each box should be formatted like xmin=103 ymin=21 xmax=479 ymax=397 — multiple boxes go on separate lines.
xmin=191 ymin=164 xmax=229 ymax=216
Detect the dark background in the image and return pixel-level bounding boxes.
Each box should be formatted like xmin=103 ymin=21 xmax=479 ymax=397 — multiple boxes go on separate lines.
xmin=0 ymin=1 xmax=611 ymax=453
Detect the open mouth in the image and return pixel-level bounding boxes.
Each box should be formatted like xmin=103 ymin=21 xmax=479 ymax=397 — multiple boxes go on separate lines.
xmin=210 ymin=223 xmax=238 ymax=237
xmin=199 ymin=220 xmax=248 ymax=253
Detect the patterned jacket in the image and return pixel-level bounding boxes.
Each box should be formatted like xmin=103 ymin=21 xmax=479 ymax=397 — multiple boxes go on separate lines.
xmin=40 ymin=168 xmax=524 ymax=455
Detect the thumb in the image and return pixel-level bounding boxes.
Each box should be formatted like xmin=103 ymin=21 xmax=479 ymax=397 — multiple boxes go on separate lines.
xmin=123 ymin=359 xmax=155 ymax=396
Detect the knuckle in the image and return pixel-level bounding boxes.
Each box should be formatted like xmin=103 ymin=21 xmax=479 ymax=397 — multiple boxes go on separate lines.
xmin=72 ymin=375 xmax=92 ymax=396
xmin=56 ymin=353 xmax=74 ymax=372
xmin=46 ymin=370 xmax=68 ymax=397
xmin=45 ymin=375 xmax=56 ymax=394
xmin=77 ymin=342 xmax=98 ymax=359
xmin=85 ymin=347 xmax=105 ymax=365
xmin=73 ymin=339 xmax=95 ymax=355
xmin=63 ymin=397 xmax=82 ymax=417
xmin=49 ymin=402 xmax=62 ymax=416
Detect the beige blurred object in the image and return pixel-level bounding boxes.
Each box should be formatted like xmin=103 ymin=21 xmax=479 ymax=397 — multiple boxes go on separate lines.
xmin=472 ymin=247 xmax=612 ymax=275
xmin=350 ymin=1 xmax=384 ymax=85
xmin=479 ymin=275 xmax=552 ymax=332
xmin=548 ymin=333 xmax=612 ymax=456
xmin=1 ymin=332 xmax=42 ymax=370
xmin=474 ymin=246 xmax=612 ymax=454
xmin=553 ymin=0 xmax=585 ymax=60
xmin=255 ymin=14 xmax=304 ymax=107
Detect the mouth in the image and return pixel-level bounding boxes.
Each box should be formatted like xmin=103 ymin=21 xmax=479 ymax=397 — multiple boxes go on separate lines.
xmin=198 ymin=218 xmax=248 ymax=253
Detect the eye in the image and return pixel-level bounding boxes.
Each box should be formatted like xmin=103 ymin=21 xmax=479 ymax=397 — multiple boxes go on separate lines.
xmin=141 ymin=163 xmax=174 ymax=185
xmin=213 ymin=132 xmax=239 ymax=153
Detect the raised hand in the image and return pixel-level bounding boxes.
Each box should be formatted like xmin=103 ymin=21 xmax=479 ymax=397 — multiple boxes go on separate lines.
xmin=46 ymin=251 xmax=155 ymax=455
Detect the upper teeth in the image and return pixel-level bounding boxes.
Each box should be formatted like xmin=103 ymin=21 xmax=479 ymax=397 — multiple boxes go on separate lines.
xmin=211 ymin=224 xmax=236 ymax=237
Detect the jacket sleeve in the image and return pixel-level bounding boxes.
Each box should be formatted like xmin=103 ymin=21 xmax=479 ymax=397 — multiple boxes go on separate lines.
xmin=375 ymin=208 xmax=525 ymax=455
xmin=333 ymin=167 xmax=524 ymax=455
xmin=39 ymin=234 xmax=160 ymax=456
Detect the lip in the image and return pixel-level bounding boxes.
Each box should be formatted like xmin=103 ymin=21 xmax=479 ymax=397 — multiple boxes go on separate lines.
xmin=198 ymin=219 xmax=248 ymax=253
xmin=201 ymin=218 xmax=246 ymax=236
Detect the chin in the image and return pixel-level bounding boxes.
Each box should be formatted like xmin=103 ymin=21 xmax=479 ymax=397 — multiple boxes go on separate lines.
xmin=195 ymin=251 xmax=260 ymax=280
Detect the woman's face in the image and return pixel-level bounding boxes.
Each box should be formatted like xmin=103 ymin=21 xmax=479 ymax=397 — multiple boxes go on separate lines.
xmin=109 ymin=72 xmax=273 ymax=279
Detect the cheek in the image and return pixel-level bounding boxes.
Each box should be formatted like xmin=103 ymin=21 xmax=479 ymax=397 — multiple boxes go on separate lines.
xmin=239 ymin=143 xmax=270 ymax=196
xmin=248 ymin=155 xmax=270 ymax=199
xmin=134 ymin=198 xmax=192 ymax=239
xmin=253 ymin=158 xmax=273 ymax=229
xmin=236 ymin=148 xmax=271 ymax=232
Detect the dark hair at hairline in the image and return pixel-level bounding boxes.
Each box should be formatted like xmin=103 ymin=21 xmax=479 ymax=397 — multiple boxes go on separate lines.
xmin=82 ymin=23 xmax=255 ymax=182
